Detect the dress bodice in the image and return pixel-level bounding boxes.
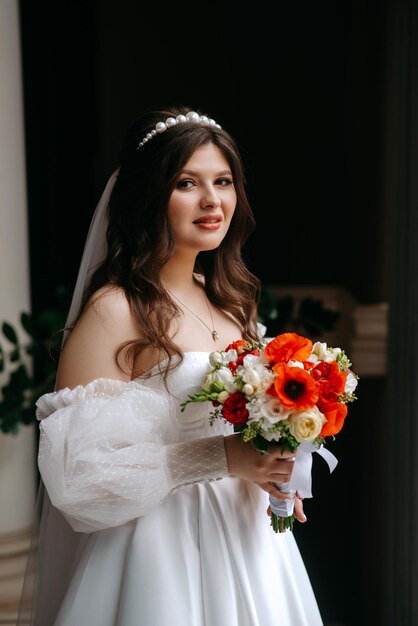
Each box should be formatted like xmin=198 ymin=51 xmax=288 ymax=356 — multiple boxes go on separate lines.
xmin=139 ymin=351 xmax=233 ymax=441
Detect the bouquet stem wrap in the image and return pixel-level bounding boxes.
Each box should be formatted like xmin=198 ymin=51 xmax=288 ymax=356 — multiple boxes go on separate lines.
xmin=269 ymin=443 xmax=338 ymax=532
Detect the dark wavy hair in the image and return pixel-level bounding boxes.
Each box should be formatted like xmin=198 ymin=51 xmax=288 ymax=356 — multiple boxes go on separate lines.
xmin=71 ymin=105 xmax=260 ymax=376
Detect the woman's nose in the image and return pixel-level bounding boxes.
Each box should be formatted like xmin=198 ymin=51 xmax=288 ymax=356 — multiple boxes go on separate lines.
xmin=200 ymin=187 xmax=221 ymax=208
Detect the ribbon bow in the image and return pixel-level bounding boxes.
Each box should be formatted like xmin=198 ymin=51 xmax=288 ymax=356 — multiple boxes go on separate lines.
xmin=289 ymin=441 xmax=338 ymax=499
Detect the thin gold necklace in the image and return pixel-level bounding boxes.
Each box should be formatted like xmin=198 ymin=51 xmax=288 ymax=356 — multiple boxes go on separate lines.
xmin=168 ymin=289 xmax=220 ymax=342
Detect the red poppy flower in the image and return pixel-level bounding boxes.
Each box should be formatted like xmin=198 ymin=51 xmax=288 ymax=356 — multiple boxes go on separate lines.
xmin=265 ymin=333 xmax=313 ymax=365
xmin=272 ymin=363 xmax=319 ymax=410
xmin=319 ymin=401 xmax=348 ymax=437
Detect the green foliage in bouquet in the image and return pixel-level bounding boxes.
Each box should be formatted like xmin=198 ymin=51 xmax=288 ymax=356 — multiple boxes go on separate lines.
xmin=0 ymin=286 xmax=70 ymax=434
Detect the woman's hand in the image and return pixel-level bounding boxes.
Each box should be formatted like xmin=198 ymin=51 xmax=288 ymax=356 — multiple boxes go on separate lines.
xmin=224 ymin=433 xmax=296 ymax=499
xmin=266 ymin=492 xmax=307 ymax=524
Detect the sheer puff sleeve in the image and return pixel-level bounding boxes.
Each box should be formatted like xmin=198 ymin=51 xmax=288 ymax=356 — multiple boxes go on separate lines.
xmin=37 ymin=378 xmax=229 ymax=533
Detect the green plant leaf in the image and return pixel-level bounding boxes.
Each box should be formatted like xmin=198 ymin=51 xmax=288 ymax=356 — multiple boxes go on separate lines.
xmin=0 ymin=284 xmax=71 ymax=435
xmin=2 ymin=322 xmax=18 ymax=344
xmin=20 ymin=311 xmax=35 ymax=337
xmin=9 ymin=347 xmax=21 ymax=362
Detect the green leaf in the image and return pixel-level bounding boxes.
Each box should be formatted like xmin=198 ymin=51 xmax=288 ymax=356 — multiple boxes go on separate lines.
xmin=0 ymin=286 xmax=72 ymax=435
xmin=9 ymin=347 xmax=21 ymax=362
xmin=253 ymin=435 xmax=271 ymax=453
xmin=20 ymin=312 xmax=35 ymax=337
xmin=2 ymin=322 xmax=18 ymax=344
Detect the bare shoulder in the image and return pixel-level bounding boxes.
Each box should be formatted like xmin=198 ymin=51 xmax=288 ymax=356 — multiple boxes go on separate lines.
xmin=86 ymin=284 xmax=136 ymax=329
xmin=55 ymin=285 xmax=143 ymax=390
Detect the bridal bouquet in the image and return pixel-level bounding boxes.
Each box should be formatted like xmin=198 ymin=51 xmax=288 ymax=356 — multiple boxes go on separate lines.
xmin=181 ymin=332 xmax=359 ymax=532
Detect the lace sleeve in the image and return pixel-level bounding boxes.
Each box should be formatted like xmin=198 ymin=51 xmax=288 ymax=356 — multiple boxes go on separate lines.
xmin=37 ymin=379 xmax=229 ymax=533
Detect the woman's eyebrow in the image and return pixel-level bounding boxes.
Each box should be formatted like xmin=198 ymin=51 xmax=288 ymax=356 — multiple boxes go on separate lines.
xmin=179 ymin=169 xmax=232 ymax=176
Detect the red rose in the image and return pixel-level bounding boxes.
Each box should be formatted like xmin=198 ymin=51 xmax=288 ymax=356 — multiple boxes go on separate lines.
xmin=222 ymin=392 xmax=249 ymax=426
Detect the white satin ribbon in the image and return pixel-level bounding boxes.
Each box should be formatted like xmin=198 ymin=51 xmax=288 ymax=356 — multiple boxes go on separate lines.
xmin=289 ymin=442 xmax=338 ymax=498
xmin=269 ymin=442 xmax=338 ymax=518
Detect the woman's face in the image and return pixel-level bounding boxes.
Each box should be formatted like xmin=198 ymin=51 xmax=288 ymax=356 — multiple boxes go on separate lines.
xmin=167 ymin=142 xmax=237 ymax=254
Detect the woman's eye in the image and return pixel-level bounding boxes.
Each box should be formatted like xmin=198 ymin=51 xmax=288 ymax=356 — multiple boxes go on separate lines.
xmin=216 ymin=178 xmax=233 ymax=186
xmin=177 ymin=179 xmax=194 ymax=189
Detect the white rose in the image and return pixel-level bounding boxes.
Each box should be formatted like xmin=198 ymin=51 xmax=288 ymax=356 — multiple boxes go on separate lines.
xmin=288 ymin=406 xmax=326 ymax=443
xmin=259 ymin=397 xmax=291 ymax=424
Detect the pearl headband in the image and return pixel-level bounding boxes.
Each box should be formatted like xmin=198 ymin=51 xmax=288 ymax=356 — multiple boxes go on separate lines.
xmin=136 ymin=111 xmax=221 ymax=149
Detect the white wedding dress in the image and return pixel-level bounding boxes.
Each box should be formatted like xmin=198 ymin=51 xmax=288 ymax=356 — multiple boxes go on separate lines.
xmin=28 ymin=351 xmax=323 ymax=626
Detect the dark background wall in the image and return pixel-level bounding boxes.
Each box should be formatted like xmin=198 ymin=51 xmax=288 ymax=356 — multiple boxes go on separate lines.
xmin=18 ymin=1 xmax=390 ymax=624
xmin=20 ymin=0 xmax=388 ymax=311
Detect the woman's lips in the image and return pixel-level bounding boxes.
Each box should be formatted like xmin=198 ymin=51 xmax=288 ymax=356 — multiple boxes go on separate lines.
xmin=193 ymin=216 xmax=222 ymax=230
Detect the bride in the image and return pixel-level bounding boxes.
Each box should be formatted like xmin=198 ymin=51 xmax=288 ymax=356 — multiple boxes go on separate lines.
xmin=19 ymin=106 xmax=323 ymax=625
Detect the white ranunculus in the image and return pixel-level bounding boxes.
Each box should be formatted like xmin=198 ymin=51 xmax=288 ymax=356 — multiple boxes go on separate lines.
xmin=288 ymin=406 xmax=326 ymax=443
xmin=345 ymin=371 xmax=358 ymax=394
